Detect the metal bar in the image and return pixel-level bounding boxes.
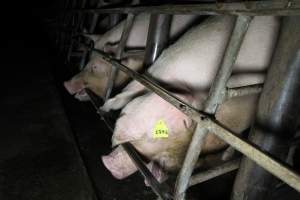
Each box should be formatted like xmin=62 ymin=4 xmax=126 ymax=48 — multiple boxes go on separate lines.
xmin=226 ymin=83 xmax=263 ymax=100
xmin=122 ymin=143 xmax=173 ymax=200
xmin=87 ymin=45 xmax=300 ymax=192
xmin=174 ymin=15 xmax=252 ymax=200
xmin=72 ymin=1 xmax=300 ymax=16
xmin=189 ymin=159 xmax=240 ymax=187
xmin=85 ymin=89 xmax=173 ymax=200
xmin=88 ymin=0 xmax=107 ymax=33
xmin=104 ymin=14 xmax=136 ymax=101
xmin=174 ymin=126 xmax=208 ymax=200
xmin=231 ymin=16 xmax=300 ymax=200
xmin=204 ymin=16 xmax=253 ymax=114
xmin=143 ymin=14 xmax=172 ymax=67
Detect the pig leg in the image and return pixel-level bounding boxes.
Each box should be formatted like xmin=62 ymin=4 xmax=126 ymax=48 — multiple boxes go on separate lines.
xmin=101 ymin=80 xmax=146 ymax=112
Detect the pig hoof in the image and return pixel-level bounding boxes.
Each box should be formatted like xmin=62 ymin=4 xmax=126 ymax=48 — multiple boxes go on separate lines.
xmin=101 ymin=97 xmax=124 ymax=112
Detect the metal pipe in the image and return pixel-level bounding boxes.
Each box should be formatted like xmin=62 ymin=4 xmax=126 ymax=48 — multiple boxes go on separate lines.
xmin=226 ymin=83 xmax=263 ymax=100
xmin=73 ymin=1 xmax=300 ymax=16
xmin=143 ymin=14 xmax=172 ymax=67
xmin=174 ymin=15 xmax=252 ymax=200
xmin=189 ymin=159 xmax=240 ymax=187
xmin=104 ymin=14 xmax=136 ymax=101
xmin=88 ymin=0 xmax=107 ymax=33
xmin=231 ymin=16 xmax=300 ymax=200
xmin=87 ymin=45 xmax=300 ymax=193
xmin=204 ymin=16 xmax=253 ymax=114
xmin=174 ymin=126 xmax=208 ymax=200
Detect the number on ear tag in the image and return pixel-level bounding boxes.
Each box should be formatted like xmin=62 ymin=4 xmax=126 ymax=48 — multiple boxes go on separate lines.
xmin=153 ymin=119 xmax=169 ymax=139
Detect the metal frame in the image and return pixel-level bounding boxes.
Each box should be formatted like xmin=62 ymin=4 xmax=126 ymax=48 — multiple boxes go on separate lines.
xmin=59 ymin=1 xmax=300 ymax=200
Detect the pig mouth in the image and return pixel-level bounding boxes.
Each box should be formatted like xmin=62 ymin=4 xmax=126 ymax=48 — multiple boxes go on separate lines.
xmin=74 ymin=89 xmax=90 ymax=101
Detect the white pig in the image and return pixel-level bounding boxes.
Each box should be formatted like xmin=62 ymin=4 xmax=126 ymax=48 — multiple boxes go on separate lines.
xmin=64 ymin=14 xmax=201 ymax=100
xmin=101 ymin=16 xmax=280 ymax=183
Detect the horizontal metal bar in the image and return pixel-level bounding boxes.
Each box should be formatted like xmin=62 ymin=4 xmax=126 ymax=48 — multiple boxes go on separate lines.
xmin=72 ymin=1 xmax=300 ymax=16
xmin=88 ymin=47 xmax=300 ymax=193
xmin=226 ymin=83 xmax=263 ymax=100
xmin=189 ymin=159 xmax=240 ymax=187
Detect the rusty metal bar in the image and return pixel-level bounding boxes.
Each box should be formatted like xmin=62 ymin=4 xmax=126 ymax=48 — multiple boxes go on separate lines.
xmin=189 ymin=159 xmax=240 ymax=187
xmin=231 ymin=16 xmax=300 ymax=200
xmin=174 ymin=15 xmax=252 ymax=200
xmin=104 ymin=13 xmax=136 ymax=101
xmin=72 ymin=1 xmax=300 ymax=16
xmin=226 ymin=83 xmax=263 ymax=100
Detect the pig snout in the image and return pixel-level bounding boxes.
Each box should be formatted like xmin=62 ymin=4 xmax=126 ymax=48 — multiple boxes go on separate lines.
xmin=64 ymin=80 xmax=83 ymax=95
xmin=101 ymin=146 xmax=138 ymax=179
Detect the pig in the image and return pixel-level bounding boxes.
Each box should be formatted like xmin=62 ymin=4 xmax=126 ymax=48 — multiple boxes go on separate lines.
xmin=101 ymin=15 xmax=280 ymax=183
xmin=64 ymin=14 xmax=202 ymax=101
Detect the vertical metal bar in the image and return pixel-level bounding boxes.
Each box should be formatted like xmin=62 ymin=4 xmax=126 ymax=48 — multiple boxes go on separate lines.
xmin=143 ymin=14 xmax=172 ymax=67
xmin=105 ymin=13 xmax=172 ymax=100
xmin=174 ymin=15 xmax=253 ymax=200
xmin=89 ymin=0 xmax=106 ymax=33
xmin=104 ymin=14 xmax=136 ymax=100
xmin=231 ymin=16 xmax=300 ymax=200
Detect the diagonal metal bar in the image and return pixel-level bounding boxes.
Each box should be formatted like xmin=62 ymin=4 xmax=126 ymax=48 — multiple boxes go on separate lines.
xmin=174 ymin=15 xmax=253 ymax=200
xmin=72 ymin=1 xmax=300 ymax=16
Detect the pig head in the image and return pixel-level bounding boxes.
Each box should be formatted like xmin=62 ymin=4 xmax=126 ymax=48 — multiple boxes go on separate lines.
xmin=64 ymin=56 xmax=143 ymax=101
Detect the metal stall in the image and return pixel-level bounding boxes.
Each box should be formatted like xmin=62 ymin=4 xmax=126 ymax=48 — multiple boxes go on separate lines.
xmin=57 ymin=1 xmax=300 ymax=200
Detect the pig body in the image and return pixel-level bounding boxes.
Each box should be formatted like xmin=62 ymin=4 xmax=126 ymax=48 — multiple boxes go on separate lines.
xmin=64 ymin=14 xmax=201 ymax=100
xmin=101 ymin=16 xmax=280 ymax=182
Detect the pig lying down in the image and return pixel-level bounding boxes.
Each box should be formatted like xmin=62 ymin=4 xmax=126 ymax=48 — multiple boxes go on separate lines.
xmin=101 ymin=16 xmax=280 ymax=183
xmin=64 ymin=14 xmax=201 ymax=101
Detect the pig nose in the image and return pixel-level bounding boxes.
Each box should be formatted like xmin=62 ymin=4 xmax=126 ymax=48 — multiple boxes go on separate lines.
xmin=64 ymin=81 xmax=77 ymax=95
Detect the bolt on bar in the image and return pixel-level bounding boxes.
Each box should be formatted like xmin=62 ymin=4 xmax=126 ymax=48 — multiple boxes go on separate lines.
xmin=174 ymin=15 xmax=252 ymax=200
xmin=87 ymin=44 xmax=300 ymax=193
xmin=72 ymin=1 xmax=300 ymax=16
xmin=189 ymin=159 xmax=240 ymax=187
xmin=105 ymin=13 xmax=136 ymax=101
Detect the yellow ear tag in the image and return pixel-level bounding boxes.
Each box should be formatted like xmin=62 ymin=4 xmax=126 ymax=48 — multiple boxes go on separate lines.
xmin=153 ymin=120 xmax=169 ymax=139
